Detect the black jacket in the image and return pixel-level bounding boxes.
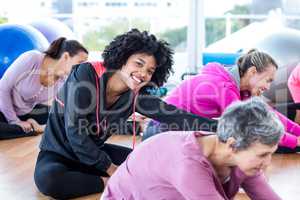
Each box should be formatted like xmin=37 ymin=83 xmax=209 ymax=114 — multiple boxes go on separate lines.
xmin=40 ymin=63 xmax=217 ymax=171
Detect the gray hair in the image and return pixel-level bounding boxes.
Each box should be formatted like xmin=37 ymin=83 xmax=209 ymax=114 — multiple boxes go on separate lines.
xmin=217 ymin=97 xmax=284 ymax=150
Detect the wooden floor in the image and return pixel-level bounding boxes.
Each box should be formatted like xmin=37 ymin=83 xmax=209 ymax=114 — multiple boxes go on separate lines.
xmin=0 ymin=135 xmax=299 ymax=200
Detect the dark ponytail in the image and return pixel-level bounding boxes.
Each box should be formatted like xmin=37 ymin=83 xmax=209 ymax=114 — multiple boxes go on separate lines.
xmin=237 ymin=49 xmax=278 ymax=77
xmin=44 ymin=37 xmax=88 ymax=59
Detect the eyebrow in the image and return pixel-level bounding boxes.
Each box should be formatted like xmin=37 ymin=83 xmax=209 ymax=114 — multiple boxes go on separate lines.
xmin=137 ymin=58 xmax=146 ymax=64
xmin=137 ymin=58 xmax=156 ymax=69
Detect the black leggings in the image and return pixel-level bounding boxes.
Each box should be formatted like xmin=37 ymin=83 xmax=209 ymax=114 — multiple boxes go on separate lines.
xmin=273 ymin=102 xmax=300 ymax=121
xmin=34 ymin=144 xmax=132 ymax=199
xmin=0 ymin=104 xmax=50 ymax=139
xmin=276 ymin=146 xmax=300 ymax=153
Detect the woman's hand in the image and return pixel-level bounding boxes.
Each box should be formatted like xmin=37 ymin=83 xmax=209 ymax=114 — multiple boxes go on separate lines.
xmin=27 ymin=118 xmax=45 ymax=134
xmin=15 ymin=121 xmax=33 ymax=133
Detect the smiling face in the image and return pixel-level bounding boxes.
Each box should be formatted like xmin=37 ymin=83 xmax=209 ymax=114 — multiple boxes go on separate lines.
xmin=118 ymin=53 xmax=157 ymax=92
xmin=245 ymin=65 xmax=277 ymax=96
xmin=232 ymin=142 xmax=277 ymax=176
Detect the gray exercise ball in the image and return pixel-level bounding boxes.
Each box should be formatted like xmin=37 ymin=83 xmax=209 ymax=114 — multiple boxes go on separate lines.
xmin=251 ymin=30 xmax=300 ymax=104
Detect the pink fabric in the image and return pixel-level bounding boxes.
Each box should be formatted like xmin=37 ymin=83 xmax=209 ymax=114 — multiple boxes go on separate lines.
xmin=102 ymin=132 xmax=281 ymax=200
xmin=165 ymin=63 xmax=299 ymax=148
xmin=288 ymin=64 xmax=300 ymax=103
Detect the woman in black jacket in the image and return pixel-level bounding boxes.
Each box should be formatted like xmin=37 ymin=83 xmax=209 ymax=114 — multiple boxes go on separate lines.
xmin=34 ymin=29 xmax=217 ymax=199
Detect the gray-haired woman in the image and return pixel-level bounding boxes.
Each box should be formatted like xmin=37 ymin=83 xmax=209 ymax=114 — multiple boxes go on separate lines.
xmin=102 ymin=97 xmax=284 ymax=200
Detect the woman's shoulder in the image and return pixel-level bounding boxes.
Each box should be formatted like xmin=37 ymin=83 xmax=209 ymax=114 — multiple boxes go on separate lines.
xmin=68 ymin=62 xmax=98 ymax=82
xmin=202 ymin=62 xmax=226 ymax=72
xmin=22 ymin=50 xmax=43 ymax=59
xmin=13 ymin=50 xmax=44 ymax=66
xmin=72 ymin=62 xmax=95 ymax=73
xmin=197 ymin=62 xmax=233 ymax=82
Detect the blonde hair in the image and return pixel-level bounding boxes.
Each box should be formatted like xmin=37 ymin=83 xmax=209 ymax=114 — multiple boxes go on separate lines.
xmin=237 ymin=49 xmax=278 ymax=77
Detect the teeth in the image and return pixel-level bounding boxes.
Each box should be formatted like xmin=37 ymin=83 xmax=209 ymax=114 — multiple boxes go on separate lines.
xmin=132 ymin=76 xmax=142 ymax=83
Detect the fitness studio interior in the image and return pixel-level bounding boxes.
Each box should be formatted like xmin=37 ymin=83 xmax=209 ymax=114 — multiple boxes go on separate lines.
xmin=0 ymin=0 xmax=300 ymax=200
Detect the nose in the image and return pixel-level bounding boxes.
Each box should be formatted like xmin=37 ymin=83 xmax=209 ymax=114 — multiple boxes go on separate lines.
xmin=265 ymin=82 xmax=271 ymax=91
xmin=139 ymin=69 xmax=147 ymax=79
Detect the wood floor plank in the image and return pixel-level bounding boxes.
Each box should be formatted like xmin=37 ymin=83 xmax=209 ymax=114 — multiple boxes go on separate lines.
xmin=0 ymin=135 xmax=299 ymax=199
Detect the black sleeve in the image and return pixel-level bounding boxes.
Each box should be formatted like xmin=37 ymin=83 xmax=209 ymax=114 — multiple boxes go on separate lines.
xmin=64 ymin=63 xmax=112 ymax=171
xmin=136 ymin=90 xmax=217 ymax=132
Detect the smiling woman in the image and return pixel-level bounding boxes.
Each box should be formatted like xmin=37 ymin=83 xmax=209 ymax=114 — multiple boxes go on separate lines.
xmin=33 ymin=29 xmax=217 ymax=199
xmin=0 ymin=37 xmax=88 ymax=139
xmin=143 ymin=49 xmax=300 ymax=151
xmin=117 ymin=53 xmax=157 ymax=92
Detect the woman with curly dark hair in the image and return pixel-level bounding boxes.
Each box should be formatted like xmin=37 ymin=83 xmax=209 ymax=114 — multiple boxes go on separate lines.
xmin=34 ymin=29 xmax=217 ymax=199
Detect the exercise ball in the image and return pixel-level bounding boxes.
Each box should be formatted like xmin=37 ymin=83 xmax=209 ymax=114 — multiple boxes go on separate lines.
xmin=251 ymin=30 xmax=300 ymax=104
xmin=30 ymin=18 xmax=75 ymax=43
xmin=0 ymin=24 xmax=49 ymax=78
xmin=203 ymin=52 xmax=241 ymax=67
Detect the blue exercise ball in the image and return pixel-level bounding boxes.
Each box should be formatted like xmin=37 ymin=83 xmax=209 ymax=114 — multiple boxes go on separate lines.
xmin=203 ymin=52 xmax=241 ymax=67
xmin=0 ymin=24 xmax=49 ymax=78
xmin=30 ymin=18 xmax=75 ymax=43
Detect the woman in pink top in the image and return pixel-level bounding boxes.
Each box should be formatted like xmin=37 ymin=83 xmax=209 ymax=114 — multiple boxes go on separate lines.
xmin=143 ymin=49 xmax=300 ymax=151
xmin=288 ymin=64 xmax=300 ymax=124
xmin=102 ymin=97 xmax=284 ymax=200
xmin=0 ymin=37 xmax=88 ymax=139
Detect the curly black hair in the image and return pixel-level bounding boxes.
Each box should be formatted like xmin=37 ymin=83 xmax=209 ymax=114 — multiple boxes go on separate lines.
xmin=102 ymin=29 xmax=174 ymax=87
